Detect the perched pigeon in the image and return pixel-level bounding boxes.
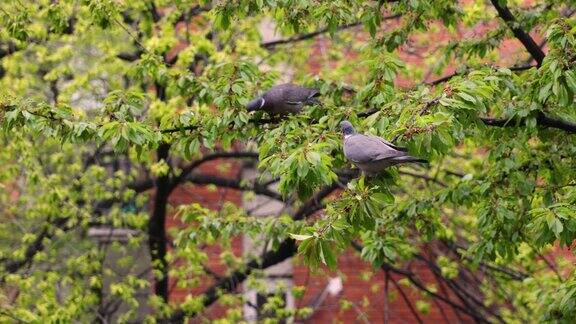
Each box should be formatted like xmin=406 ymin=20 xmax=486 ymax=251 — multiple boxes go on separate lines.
xmin=340 ymin=120 xmax=427 ymax=175
xmin=246 ymin=83 xmax=320 ymax=115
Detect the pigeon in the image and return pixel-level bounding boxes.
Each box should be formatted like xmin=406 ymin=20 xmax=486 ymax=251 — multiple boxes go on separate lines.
xmin=246 ymin=83 xmax=320 ymax=115
xmin=340 ymin=120 xmax=427 ymax=175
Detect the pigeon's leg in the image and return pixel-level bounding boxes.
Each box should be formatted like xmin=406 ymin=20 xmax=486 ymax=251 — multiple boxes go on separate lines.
xmin=364 ymin=170 xmax=392 ymax=188
xmin=362 ymin=173 xmax=380 ymax=187
xmin=358 ymin=173 xmax=369 ymax=185
xmin=363 ymin=171 xmax=378 ymax=181
xmin=257 ymin=115 xmax=282 ymax=124
xmin=369 ymin=176 xmax=389 ymax=189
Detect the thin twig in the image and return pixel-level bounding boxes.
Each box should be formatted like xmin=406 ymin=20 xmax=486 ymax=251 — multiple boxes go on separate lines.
xmin=390 ymin=278 xmax=424 ymax=324
xmin=399 ymin=170 xmax=447 ymax=187
xmin=426 ymin=64 xmax=535 ymax=86
xmin=261 ymin=15 xmax=401 ymax=49
xmin=480 ymin=111 xmax=576 ymax=134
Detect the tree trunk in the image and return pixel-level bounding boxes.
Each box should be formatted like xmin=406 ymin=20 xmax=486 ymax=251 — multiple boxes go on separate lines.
xmin=148 ymin=143 xmax=170 ymax=302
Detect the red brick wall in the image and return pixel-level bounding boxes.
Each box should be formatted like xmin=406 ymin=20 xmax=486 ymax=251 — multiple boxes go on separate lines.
xmin=164 ymin=159 xmax=244 ymax=319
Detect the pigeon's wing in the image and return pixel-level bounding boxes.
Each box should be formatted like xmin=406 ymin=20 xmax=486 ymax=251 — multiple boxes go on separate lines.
xmin=367 ymin=135 xmax=408 ymax=152
xmin=279 ymin=84 xmax=319 ymax=105
xmin=344 ymin=134 xmax=406 ymax=163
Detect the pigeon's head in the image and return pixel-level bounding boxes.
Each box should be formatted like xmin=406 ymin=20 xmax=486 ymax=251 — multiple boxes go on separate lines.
xmin=246 ymin=97 xmax=265 ymax=112
xmin=340 ymin=120 xmax=356 ymax=136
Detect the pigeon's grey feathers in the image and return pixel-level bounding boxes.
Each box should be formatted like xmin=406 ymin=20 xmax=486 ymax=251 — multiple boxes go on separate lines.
xmin=340 ymin=120 xmax=427 ymax=175
xmin=371 ymin=136 xmax=408 ymax=152
xmin=344 ymin=134 xmax=406 ymax=163
xmin=246 ymin=83 xmax=320 ymax=115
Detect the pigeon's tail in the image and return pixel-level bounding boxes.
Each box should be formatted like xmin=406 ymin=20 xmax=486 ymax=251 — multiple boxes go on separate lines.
xmin=393 ymin=156 xmax=428 ymax=165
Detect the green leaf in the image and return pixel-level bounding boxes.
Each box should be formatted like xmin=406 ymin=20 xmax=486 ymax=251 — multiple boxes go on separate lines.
xmin=319 ymin=240 xmax=337 ymax=270
xmin=371 ymin=192 xmax=394 ymax=204
xmin=289 ymin=233 xmax=313 ymax=241
xmin=306 ymin=151 xmax=322 ymax=166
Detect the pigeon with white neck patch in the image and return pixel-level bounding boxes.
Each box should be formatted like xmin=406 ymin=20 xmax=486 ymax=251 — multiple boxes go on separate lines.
xmin=340 ymin=120 xmax=427 ymax=175
xmin=246 ymin=83 xmax=320 ymax=116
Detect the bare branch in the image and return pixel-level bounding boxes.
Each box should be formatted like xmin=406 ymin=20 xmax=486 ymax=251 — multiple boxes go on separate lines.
xmin=443 ymin=241 xmax=529 ymax=281
xmin=390 ymin=276 xmax=424 ymax=324
xmin=490 ymin=0 xmax=545 ymax=66
xmin=293 ymin=181 xmax=344 ymax=220
xmin=384 ymin=270 xmax=390 ymax=324
xmin=414 ymin=253 xmax=506 ymax=323
xmin=426 ymin=64 xmax=535 ymax=86
xmin=261 ymin=22 xmax=362 ymax=49
xmin=170 ymin=151 xmax=259 ymax=192
xmin=480 ymin=111 xmax=576 ymax=134
xmin=398 ymin=170 xmax=447 ymax=188
xmin=350 ymin=242 xmax=493 ymax=323
xmin=185 ymin=174 xmax=284 ymax=201
xmin=532 ymin=248 xmax=564 ymax=282
xmin=261 ymin=14 xmax=401 ymax=49
xmin=202 ymin=264 xmax=222 ymax=281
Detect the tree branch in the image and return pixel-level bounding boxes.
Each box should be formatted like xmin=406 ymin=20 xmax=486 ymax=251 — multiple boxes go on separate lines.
xmin=383 ymin=270 xmax=390 ymax=324
xmin=170 ymin=151 xmax=259 ymax=192
xmin=148 ymin=80 xmax=171 ymax=303
xmin=128 ymin=178 xmax=155 ymax=193
xmin=202 ymin=264 xmax=222 ymax=281
xmin=261 ymin=14 xmax=401 ymax=49
xmin=261 ymin=22 xmax=361 ymax=49
xmin=430 ymin=267 xmax=465 ymax=323
xmin=174 ymin=4 xmax=212 ymax=24
xmin=442 ymin=241 xmax=528 ymax=281
xmin=353 ymin=86 xmax=575 ymax=134
xmin=148 ymin=143 xmax=171 ymax=302
xmin=350 ymin=242 xmax=493 ymax=323
xmin=390 ymin=276 xmax=423 ymax=324
xmin=480 ymin=111 xmax=576 ymax=134
xmin=398 ymin=170 xmax=447 ymax=188
xmin=426 ymin=64 xmax=535 ymax=86
xmin=170 ymin=239 xmax=297 ymax=323
xmin=0 ymin=147 xmax=113 ymax=278
xmin=414 ymin=253 xmax=505 ymax=323
xmin=116 ymin=50 xmax=144 ymax=62
xmin=160 ymin=124 xmax=199 ymax=133
xmin=1 ymin=222 xmax=63 ymax=276
xmin=186 ymin=174 xmax=284 ymax=202
xmin=490 ymin=0 xmax=545 ymax=66
xmin=293 ymin=181 xmax=344 ymax=220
